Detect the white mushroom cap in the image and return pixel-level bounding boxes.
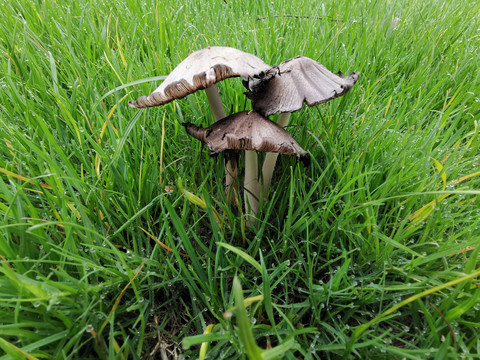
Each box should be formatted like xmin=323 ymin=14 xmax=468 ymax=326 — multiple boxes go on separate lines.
xmin=128 ymin=47 xmax=272 ymax=108
xmin=245 ymin=56 xmax=360 ymax=117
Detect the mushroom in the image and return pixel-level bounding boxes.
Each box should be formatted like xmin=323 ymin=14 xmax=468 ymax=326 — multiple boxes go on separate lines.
xmin=244 ymin=56 xmax=360 ymax=193
xmin=129 ymin=48 xmax=359 ymax=222
xmin=128 ymin=46 xmax=274 ymax=191
xmin=182 ymin=111 xmax=309 ymax=214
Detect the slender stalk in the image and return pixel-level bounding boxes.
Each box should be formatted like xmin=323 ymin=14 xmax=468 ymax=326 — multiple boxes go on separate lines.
xmin=205 ymin=85 xmax=237 ymax=191
xmin=244 ymin=150 xmax=260 ymax=222
xmin=261 ymin=112 xmax=291 ymax=192
xmin=205 ymin=84 xmax=226 ymax=121
xmin=246 ymin=112 xmax=290 ymax=222
xmin=224 ymin=150 xmax=239 ymax=203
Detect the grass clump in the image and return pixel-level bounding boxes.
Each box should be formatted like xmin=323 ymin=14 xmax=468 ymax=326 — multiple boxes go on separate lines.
xmin=1 ymin=0 xmax=479 ymax=358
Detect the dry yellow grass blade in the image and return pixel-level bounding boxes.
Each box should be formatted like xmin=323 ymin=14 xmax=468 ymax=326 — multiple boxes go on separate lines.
xmin=139 ymin=226 xmax=190 ymax=258
xmin=87 ymin=325 xmax=125 ymax=360
xmin=95 ymin=94 xmax=127 ymax=178
xmin=408 ymin=194 xmax=448 ymax=224
xmin=450 ymin=170 xmax=480 ymax=185
xmin=223 ymin=295 xmax=264 ymax=319
xmin=0 ymin=254 xmax=12 ymax=269
xmin=55 ymin=96 xmax=82 ymax=144
xmin=447 ymin=246 xmax=475 ymax=257
xmin=66 ymin=202 xmax=82 ymax=220
xmin=99 ymin=262 xmax=145 ymax=336
xmin=0 ymin=167 xmax=52 ymax=190
xmin=355 ymin=268 xmax=480 ymax=339
xmin=115 ymin=18 xmax=127 ymax=68
xmin=431 ymin=157 xmax=447 ymax=190
xmin=4 ymin=138 xmax=15 ymax=156
xmin=465 ymin=120 xmax=478 ymax=149
xmin=367 ymin=117 xmax=394 ymax=148
xmin=408 ymin=169 xmax=480 ymax=226
xmin=199 ymin=324 xmax=215 ymax=360
xmin=359 ymin=97 xmax=394 ymax=159
xmin=177 ymin=184 xmax=223 ymax=227
xmin=0 ymin=336 xmax=40 ymax=360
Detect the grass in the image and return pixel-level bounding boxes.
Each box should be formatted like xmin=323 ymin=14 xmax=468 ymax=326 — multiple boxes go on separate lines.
xmin=1 ymin=0 xmax=479 ymax=358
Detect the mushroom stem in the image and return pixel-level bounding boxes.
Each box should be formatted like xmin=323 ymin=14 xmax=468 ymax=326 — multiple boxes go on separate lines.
xmin=223 ymin=150 xmax=239 ymax=203
xmin=244 ymin=150 xmax=260 ymax=222
xmin=261 ymin=112 xmax=291 ymax=192
xmin=205 ymin=84 xmax=227 ymax=121
xmin=205 ymin=85 xmax=237 ymax=191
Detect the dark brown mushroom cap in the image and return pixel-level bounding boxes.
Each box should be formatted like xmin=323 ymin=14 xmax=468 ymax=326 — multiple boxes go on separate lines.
xmin=182 ymin=111 xmax=309 ymax=163
xmin=128 ymin=47 xmax=271 ymax=108
xmin=246 ymin=56 xmax=360 ymax=117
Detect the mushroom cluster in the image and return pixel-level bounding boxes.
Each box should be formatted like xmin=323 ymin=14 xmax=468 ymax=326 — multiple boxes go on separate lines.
xmin=129 ymin=46 xmax=359 ymax=220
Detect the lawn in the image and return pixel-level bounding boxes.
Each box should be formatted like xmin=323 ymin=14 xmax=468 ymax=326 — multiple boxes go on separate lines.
xmin=1 ymin=0 xmax=480 ymax=358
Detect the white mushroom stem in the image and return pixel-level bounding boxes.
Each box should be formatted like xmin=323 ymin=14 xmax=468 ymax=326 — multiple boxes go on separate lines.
xmin=205 ymin=84 xmax=227 ymax=121
xmin=261 ymin=112 xmax=291 ymax=192
xmin=244 ymin=150 xmax=260 ymax=221
xmin=205 ymin=85 xmax=237 ymax=190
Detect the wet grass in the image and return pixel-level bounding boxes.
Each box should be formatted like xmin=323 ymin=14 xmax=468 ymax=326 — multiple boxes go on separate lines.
xmin=1 ymin=0 xmax=480 ymax=358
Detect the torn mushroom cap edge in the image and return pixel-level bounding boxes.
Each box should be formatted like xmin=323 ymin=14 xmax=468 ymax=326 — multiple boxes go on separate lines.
xmin=128 ymin=46 xmax=272 ymax=109
xmin=181 ymin=111 xmax=310 ymax=164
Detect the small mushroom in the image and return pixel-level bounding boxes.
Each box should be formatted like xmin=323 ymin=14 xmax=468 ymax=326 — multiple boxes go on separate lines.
xmin=182 ymin=111 xmax=309 ymax=213
xmin=128 ymin=46 xmax=273 ymax=191
xmin=245 ymin=56 xmax=360 ymax=117
xmin=183 ymin=110 xmax=309 ymax=160
xmin=244 ymin=56 xmax=359 ymax=193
